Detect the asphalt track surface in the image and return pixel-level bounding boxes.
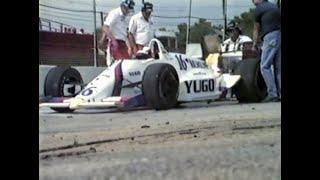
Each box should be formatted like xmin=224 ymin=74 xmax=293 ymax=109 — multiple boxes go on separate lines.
xmin=39 ymin=100 xmax=281 ymax=180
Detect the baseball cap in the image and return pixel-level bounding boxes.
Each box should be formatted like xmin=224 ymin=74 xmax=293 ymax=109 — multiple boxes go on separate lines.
xmin=121 ymin=0 xmax=135 ymax=9
xmin=142 ymin=2 xmax=153 ymax=12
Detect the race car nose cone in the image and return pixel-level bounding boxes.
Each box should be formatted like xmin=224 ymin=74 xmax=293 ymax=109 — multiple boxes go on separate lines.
xmin=69 ymin=98 xmax=84 ymax=109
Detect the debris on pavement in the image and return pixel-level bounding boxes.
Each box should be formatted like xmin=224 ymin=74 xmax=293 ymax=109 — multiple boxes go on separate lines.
xmin=141 ymin=125 xmax=150 ymax=129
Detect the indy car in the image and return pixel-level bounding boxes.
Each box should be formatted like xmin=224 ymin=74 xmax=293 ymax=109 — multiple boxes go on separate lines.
xmin=39 ymin=38 xmax=266 ymax=112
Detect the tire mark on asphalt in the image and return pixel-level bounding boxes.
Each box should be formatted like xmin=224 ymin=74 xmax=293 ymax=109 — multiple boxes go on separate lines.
xmin=40 ymin=121 xmax=281 ymax=155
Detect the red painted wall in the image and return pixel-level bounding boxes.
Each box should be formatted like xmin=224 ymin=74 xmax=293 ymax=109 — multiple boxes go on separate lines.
xmin=39 ymin=31 xmax=105 ymax=66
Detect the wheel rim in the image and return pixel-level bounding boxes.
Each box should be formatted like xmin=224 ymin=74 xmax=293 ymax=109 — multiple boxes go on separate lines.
xmin=159 ymin=68 xmax=178 ymax=101
xmin=60 ymin=75 xmax=82 ymax=97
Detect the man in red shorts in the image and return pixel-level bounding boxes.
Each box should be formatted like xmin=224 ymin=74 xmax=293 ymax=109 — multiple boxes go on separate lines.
xmin=99 ymin=0 xmax=135 ymax=60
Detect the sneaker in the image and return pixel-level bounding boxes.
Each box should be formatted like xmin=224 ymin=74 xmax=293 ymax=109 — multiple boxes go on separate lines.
xmin=262 ymin=96 xmax=279 ymax=103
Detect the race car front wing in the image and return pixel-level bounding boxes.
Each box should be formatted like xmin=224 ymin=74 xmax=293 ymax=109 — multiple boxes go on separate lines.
xmin=39 ymin=95 xmax=146 ymax=110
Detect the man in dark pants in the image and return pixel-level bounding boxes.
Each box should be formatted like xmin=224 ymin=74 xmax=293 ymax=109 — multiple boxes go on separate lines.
xmin=252 ymin=0 xmax=281 ymax=102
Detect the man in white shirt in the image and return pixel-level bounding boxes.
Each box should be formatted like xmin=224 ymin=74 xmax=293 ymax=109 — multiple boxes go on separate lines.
xmin=128 ymin=2 xmax=154 ymax=57
xmin=217 ymin=26 xmax=252 ymax=101
xmin=99 ymin=0 xmax=135 ymax=60
xmin=221 ymin=27 xmax=252 ymax=52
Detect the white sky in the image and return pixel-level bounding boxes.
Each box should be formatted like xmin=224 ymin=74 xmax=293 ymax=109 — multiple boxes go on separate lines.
xmin=39 ymin=0 xmax=277 ymax=32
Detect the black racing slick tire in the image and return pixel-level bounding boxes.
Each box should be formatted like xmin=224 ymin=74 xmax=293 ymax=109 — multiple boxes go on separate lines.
xmin=44 ymin=66 xmax=83 ymax=113
xmin=232 ymin=58 xmax=267 ymax=103
xmin=142 ymin=63 xmax=179 ymax=110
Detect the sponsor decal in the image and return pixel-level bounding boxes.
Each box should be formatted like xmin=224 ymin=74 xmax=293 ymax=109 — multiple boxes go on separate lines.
xmin=129 ymin=71 xmax=141 ymax=76
xmin=175 ymin=54 xmax=207 ymax=71
xmin=81 ymin=87 xmax=96 ymax=96
xmin=184 ymin=79 xmax=214 ymax=93
xmin=193 ymin=72 xmax=207 ymax=76
xmin=102 ymin=74 xmax=110 ymax=78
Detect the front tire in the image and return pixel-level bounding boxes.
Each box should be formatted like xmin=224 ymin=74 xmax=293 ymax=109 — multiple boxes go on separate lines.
xmin=44 ymin=66 xmax=83 ymax=113
xmin=142 ymin=63 xmax=179 ymax=110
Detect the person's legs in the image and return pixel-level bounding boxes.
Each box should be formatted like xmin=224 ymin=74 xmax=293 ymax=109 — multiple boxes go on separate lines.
xmin=260 ymin=31 xmax=280 ymax=99
xmin=137 ymin=44 xmax=144 ymax=51
xmin=110 ymin=41 xmax=119 ymax=60
xmin=110 ymin=40 xmax=130 ymax=60
xmin=117 ymin=41 xmax=130 ymax=59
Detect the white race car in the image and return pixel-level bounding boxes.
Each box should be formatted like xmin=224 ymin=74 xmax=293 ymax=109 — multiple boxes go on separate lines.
xmin=40 ymin=39 xmax=266 ymax=112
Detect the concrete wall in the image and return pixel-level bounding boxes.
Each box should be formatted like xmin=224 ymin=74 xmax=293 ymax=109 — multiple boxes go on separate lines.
xmin=39 ymin=65 xmax=106 ymax=97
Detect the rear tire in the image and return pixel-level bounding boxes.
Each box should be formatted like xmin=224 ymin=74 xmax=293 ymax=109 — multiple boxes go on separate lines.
xmin=142 ymin=63 xmax=179 ymax=110
xmin=232 ymin=58 xmax=267 ymax=103
xmin=44 ymin=66 xmax=83 ymax=113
